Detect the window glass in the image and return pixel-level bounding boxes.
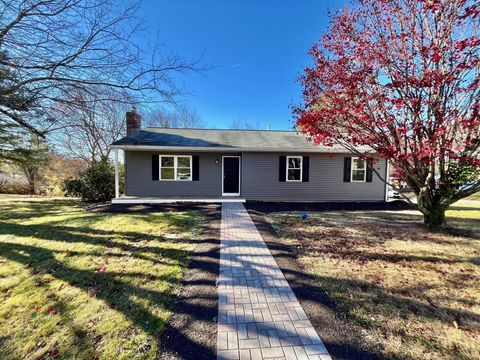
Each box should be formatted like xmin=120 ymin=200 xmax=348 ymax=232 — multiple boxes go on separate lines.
xmin=352 ymin=170 xmax=365 ymax=181
xmin=287 ymin=156 xmax=302 ymax=181
xmin=177 ymin=168 xmax=191 ymax=180
xmin=177 ymin=156 xmax=190 ymax=168
xmin=288 ymin=169 xmax=301 ymax=181
xmin=161 ymin=157 xmax=174 ymax=167
xmin=353 ymin=158 xmax=365 ymax=169
xmin=288 ymin=157 xmax=301 ymax=169
xmin=161 ymin=168 xmax=175 ymax=179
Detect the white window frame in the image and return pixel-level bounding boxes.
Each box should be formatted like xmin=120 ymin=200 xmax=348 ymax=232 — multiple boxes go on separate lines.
xmin=159 ymin=155 xmax=192 ymax=181
xmin=286 ymin=156 xmax=303 ymax=182
xmin=350 ymin=157 xmax=366 ymax=182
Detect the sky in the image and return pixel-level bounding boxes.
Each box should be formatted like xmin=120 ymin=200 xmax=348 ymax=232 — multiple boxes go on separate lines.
xmin=138 ymin=0 xmax=348 ymax=130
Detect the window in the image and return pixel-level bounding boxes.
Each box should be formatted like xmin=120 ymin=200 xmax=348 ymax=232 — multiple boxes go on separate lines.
xmin=351 ymin=157 xmax=366 ymax=182
xmin=160 ymin=155 xmax=192 ymax=181
xmin=287 ymin=156 xmax=302 ymax=182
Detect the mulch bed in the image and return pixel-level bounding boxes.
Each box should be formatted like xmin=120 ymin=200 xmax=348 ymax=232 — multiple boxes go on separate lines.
xmin=245 ymin=200 xmax=410 ymax=214
xmin=87 ymin=202 xmax=219 ymax=214
xmin=89 ymin=202 xmax=221 ymax=360
xmin=248 ymin=205 xmax=384 ymax=360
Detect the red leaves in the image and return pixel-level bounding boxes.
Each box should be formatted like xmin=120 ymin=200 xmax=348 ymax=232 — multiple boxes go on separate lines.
xmin=34 ymin=305 xmax=55 ymax=314
xmin=294 ymin=0 xmax=479 ymax=187
xmin=431 ymin=51 xmax=441 ymax=63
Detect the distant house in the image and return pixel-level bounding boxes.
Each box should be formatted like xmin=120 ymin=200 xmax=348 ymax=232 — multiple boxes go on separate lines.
xmin=110 ymin=108 xmax=388 ymax=203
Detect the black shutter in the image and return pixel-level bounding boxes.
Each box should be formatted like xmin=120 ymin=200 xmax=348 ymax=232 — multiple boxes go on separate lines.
xmin=152 ymin=154 xmax=159 ymax=180
xmin=302 ymin=156 xmax=309 ymax=182
xmin=279 ymin=156 xmax=286 ymax=182
xmin=343 ymin=157 xmax=351 ymax=182
xmin=366 ymin=162 xmax=373 ymax=182
xmin=192 ymin=156 xmax=199 ymax=181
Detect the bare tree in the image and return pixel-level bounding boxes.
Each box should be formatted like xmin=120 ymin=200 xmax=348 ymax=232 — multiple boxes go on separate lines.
xmin=54 ymin=87 xmax=127 ymax=165
xmin=229 ymin=118 xmax=261 ymax=130
xmin=144 ymin=106 xmax=205 ymax=128
xmin=0 ymin=0 xmax=202 ymax=136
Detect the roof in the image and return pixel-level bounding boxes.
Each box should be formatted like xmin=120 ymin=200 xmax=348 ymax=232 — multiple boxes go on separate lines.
xmin=110 ymin=127 xmax=361 ymax=153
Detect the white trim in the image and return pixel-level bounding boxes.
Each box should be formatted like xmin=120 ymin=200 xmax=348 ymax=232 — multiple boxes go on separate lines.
xmin=222 ymin=156 xmax=241 ymax=196
xmin=159 ymin=155 xmax=192 ymax=181
xmin=286 ymin=156 xmax=303 ymax=182
xmin=350 ymin=157 xmax=367 ymax=182
xmin=112 ymin=197 xmax=245 ymax=204
xmin=385 ymin=160 xmax=390 ymax=202
xmin=114 ymin=149 xmax=119 ymax=198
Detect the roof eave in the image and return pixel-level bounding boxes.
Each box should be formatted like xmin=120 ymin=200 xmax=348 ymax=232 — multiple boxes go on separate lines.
xmin=109 ymin=144 xmax=361 ymax=154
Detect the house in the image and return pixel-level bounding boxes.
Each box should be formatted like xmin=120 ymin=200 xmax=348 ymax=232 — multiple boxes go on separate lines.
xmin=110 ymin=108 xmax=389 ymax=203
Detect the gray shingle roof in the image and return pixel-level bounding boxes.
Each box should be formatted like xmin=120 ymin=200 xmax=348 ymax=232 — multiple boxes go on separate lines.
xmin=111 ymin=127 xmax=358 ymax=153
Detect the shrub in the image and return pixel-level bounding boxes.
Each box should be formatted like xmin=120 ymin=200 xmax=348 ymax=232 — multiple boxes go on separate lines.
xmin=63 ymin=159 xmax=123 ymax=202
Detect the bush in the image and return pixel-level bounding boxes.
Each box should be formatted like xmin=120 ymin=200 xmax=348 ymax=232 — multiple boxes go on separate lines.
xmin=63 ymin=159 xmax=123 ymax=202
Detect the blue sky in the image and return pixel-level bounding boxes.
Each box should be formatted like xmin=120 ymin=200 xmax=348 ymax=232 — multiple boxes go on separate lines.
xmin=139 ymin=0 xmax=347 ymax=129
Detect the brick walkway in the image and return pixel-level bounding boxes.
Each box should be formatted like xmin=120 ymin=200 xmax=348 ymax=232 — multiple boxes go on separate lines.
xmin=217 ymin=202 xmax=331 ymax=360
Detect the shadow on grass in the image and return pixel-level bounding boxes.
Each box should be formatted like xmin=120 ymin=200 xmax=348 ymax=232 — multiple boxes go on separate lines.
xmin=0 ymin=204 xmax=221 ymax=359
xmin=0 ymin=199 xmax=79 ymax=221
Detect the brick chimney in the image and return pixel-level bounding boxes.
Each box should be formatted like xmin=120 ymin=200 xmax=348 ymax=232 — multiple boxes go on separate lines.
xmin=126 ymin=105 xmax=141 ymax=135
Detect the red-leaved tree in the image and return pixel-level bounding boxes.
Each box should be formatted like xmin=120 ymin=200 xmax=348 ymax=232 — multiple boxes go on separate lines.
xmin=295 ymin=0 xmax=479 ymax=227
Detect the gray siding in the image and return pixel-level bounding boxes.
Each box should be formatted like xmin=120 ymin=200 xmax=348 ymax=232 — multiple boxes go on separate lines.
xmin=125 ymin=151 xmax=223 ymax=197
xmin=125 ymin=151 xmax=387 ymax=201
xmin=241 ymin=153 xmax=386 ymax=202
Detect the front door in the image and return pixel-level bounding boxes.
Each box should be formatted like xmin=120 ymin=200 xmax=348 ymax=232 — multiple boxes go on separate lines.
xmin=222 ymin=156 xmax=240 ymax=196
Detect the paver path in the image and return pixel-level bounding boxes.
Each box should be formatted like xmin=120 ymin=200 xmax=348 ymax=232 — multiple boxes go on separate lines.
xmin=217 ymin=202 xmax=331 ymax=360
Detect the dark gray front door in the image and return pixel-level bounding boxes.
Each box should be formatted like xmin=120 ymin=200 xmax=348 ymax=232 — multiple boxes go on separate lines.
xmin=223 ymin=157 xmax=240 ymax=195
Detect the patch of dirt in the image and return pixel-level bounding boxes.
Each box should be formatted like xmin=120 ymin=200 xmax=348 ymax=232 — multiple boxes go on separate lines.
xmin=248 ymin=208 xmax=383 ymax=360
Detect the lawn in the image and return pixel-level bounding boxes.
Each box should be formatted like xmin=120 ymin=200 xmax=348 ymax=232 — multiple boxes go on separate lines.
xmin=0 ymin=196 xmax=203 ymax=360
xmin=267 ymin=204 xmax=480 ymax=360
xmin=466 ymin=192 xmax=480 ymax=201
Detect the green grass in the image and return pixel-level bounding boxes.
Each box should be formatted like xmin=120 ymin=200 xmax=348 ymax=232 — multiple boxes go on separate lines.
xmin=268 ymin=205 xmax=480 ymax=360
xmin=0 ymin=196 xmax=203 ymax=360
xmin=466 ymin=192 xmax=480 ymax=201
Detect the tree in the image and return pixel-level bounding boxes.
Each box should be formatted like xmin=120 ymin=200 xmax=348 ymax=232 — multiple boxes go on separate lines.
xmin=54 ymin=87 xmax=128 ymax=165
xmin=0 ymin=0 xmax=202 ymax=137
xmin=294 ymin=0 xmax=479 ymax=227
xmin=43 ymin=152 xmax=87 ymax=196
xmin=144 ymin=106 xmax=205 ymax=128
xmin=9 ymin=135 xmax=49 ymax=194
xmin=229 ymin=118 xmax=261 ymax=130
xmin=63 ymin=158 xmax=123 ymax=202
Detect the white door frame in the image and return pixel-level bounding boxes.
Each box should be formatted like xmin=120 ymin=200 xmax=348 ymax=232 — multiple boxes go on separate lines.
xmin=222 ymin=156 xmax=241 ymax=196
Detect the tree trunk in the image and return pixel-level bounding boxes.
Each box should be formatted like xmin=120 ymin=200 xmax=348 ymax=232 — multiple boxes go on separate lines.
xmin=422 ymin=207 xmax=446 ymax=227
xmin=24 ymin=169 xmax=36 ymax=195
xmin=417 ymin=190 xmax=447 ymax=228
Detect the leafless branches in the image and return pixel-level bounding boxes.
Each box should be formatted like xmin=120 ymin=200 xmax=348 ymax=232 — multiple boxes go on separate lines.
xmin=0 ymin=0 xmax=204 ymax=135
xmin=144 ymin=106 xmax=205 ymax=129
xmin=52 ymin=87 xmax=128 ymax=165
